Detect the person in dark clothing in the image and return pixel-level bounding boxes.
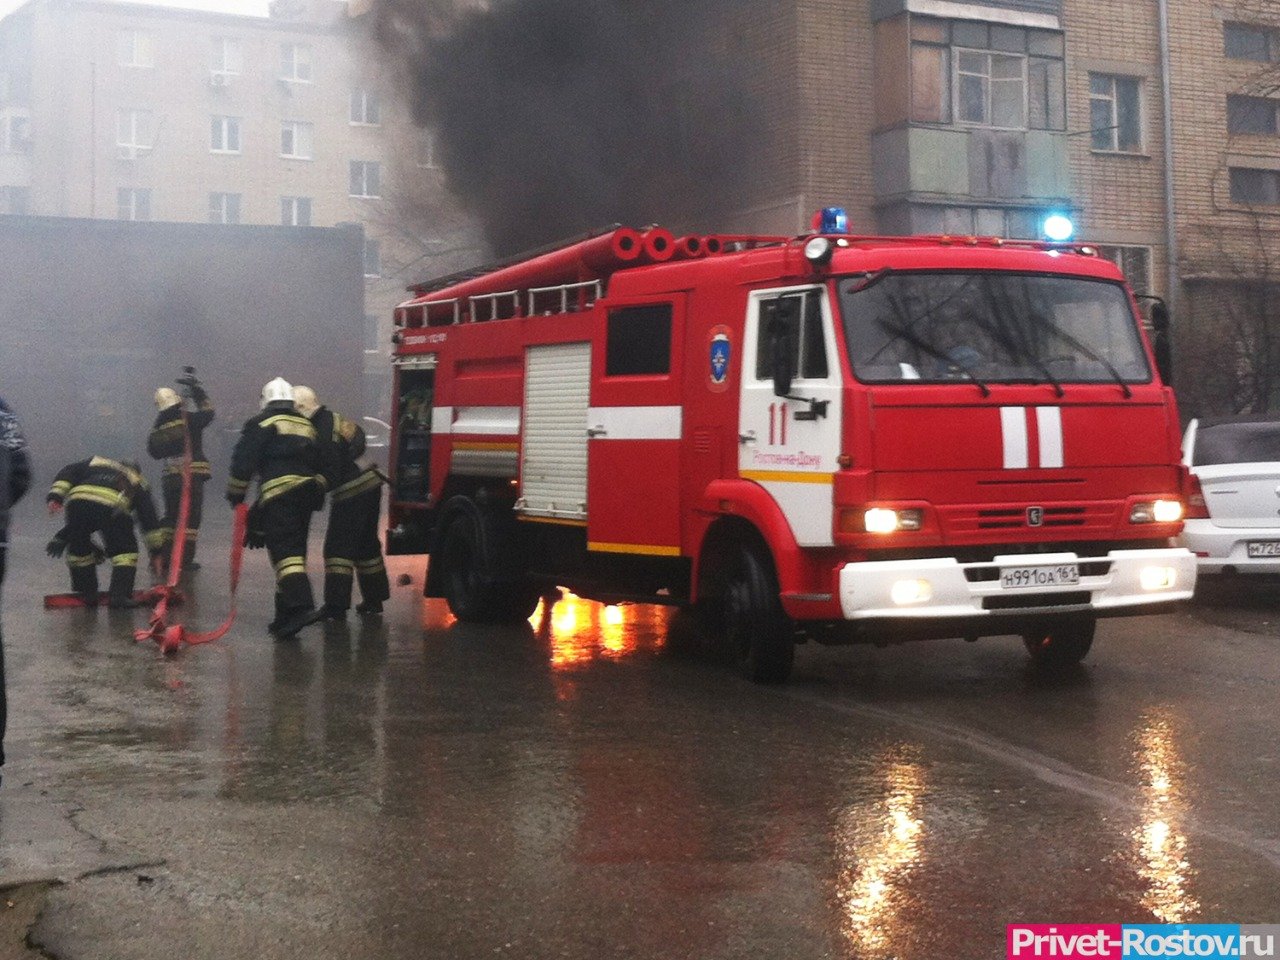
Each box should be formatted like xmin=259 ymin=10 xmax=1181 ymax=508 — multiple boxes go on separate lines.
xmin=46 ymin=456 xmax=165 ymax=608
xmin=227 ymin=377 xmax=327 ymax=639
xmin=293 ymin=387 xmax=389 ymax=619
xmin=0 ymin=397 xmax=31 ymax=784
xmin=147 ymin=371 xmax=215 ymax=571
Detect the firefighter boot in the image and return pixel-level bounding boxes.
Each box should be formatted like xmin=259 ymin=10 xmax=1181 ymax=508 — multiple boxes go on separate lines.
xmin=68 ymin=558 xmax=99 ymax=605
xmin=322 ymin=560 xmax=354 ymax=620
xmin=355 ymin=558 xmax=389 ymax=615
xmin=107 ymin=562 xmax=141 ymax=609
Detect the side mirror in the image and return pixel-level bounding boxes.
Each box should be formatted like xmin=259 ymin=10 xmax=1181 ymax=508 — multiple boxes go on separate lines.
xmin=1149 ymin=300 xmax=1173 ymax=384
xmin=769 ymin=312 xmax=795 ymax=398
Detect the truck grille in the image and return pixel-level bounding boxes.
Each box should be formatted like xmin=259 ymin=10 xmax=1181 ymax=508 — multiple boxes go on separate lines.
xmin=940 ymin=502 xmax=1116 ymax=537
xmin=983 ymin=591 xmax=1092 ymax=610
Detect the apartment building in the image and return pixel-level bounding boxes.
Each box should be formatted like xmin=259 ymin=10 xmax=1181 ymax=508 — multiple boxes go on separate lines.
xmin=662 ymin=0 xmax=1280 ymax=411
xmin=0 ymin=0 xmax=471 ymax=416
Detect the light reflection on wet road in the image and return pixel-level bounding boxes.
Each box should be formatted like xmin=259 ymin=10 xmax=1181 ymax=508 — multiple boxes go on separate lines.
xmin=0 ymin=524 xmax=1278 ymax=959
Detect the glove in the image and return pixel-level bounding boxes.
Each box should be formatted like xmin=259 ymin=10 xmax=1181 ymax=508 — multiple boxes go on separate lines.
xmin=90 ymin=542 xmax=107 ymax=565
xmin=244 ymin=526 xmax=266 ymax=550
xmin=226 ymin=493 xmax=244 ymax=507
xmin=176 ymin=369 xmax=200 ymax=390
xmin=46 ymin=535 xmax=67 ymax=559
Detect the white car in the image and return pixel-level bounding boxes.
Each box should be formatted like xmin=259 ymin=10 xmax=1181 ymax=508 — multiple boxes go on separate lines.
xmin=1179 ymin=416 xmax=1280 ymax=574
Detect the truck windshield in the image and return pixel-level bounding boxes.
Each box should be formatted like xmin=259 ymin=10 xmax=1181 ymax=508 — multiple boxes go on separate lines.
xmin=838 ymin=272 xmax=1151 ymax=387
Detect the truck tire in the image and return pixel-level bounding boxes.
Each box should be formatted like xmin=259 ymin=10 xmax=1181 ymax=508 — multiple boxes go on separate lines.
xmin=722 ymin=544 xmax=795 ymax=684
xmin=1022 ymin=617 xmax=1096 ymax=669
xmin=437 ymin=511 xmax=539 ymax=624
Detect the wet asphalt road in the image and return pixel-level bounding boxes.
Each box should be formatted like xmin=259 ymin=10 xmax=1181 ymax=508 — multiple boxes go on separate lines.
xmin=0 ymin=513 xmax=1278 ymax=959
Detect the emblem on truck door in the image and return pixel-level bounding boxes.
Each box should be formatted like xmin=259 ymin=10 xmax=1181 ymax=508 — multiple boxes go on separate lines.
xmin=708 ymin=326 xmax=731 ymax=393
xmin=1027 ymin=507 xmax=1044 ymax=527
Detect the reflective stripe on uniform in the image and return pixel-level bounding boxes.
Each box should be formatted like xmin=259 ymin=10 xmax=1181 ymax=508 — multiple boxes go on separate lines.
xmin=260 ymin=474 xmax=313 ymax=503
xmin=274 ymin=556 xmax=306 ymax=579
xmin=164 ymin=460 xmax=212 ymax=477
xmin=227 ymin=477 xmax=250 ymax=493
xmin=66 ymin=553 xmax=97 ymax=568
xmin=325 ymin=558 xmax=355 ymax=575
xmin=49 ymin=480 xmax=72 ymax=498
xmin=356 ymin=557 xmax=385 ymax=573
xmin=144 ymin=529 xmax=167 ymax=550
xmin=111 ymin=553 xmax=139 ymax=568
xmin=67 ymin=485 xmax=129 ymax=510
xmin=331 ymin=470 xmax=381 ymax=503
xmin=259 ymin=414 xmax=317 ymax=439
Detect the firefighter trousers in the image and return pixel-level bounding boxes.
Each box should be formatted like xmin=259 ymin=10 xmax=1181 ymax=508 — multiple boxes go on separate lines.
xmin=261 ymin=488 xmax=318 ymax=621
xmin=63 ymin=500 xmax=139 ymax=602
xmin=322 ymin=485 xmax=389 ymax=612
xmin=160 ymin=473 xmax=206 ymax=566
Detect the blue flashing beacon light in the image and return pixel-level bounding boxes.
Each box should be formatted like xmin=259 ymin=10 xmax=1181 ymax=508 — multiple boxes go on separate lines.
xmin=818 ymin=206 xmax=850 ymax=234
xmin=1042 ymin=213 xmax=1075 ymax=242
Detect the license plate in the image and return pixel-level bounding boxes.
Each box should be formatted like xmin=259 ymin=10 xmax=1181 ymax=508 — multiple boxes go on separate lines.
xmin=1000 ymin=564 xmax=1080 ymax=589
xmin=1247 ymin=541 xmax=1280 ymax=558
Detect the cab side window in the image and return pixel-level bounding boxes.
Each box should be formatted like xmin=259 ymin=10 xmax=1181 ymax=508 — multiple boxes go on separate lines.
xmin=606 ymin=304 xmax=672 ymax=376
xmin=755 ymin=290 xmax=828 ymax=381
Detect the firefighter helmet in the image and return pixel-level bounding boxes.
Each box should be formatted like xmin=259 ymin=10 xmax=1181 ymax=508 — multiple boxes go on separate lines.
xmin=260 ymin=377 xmax=294 ymax=408
xmin=155 ymin=387 xmax=181 ymax=410
xmin=293 ymin=385 xmax=319 ymax=419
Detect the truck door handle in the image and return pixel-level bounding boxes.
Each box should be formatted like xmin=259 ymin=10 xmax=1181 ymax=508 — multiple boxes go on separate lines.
xmin=587 ymin=425 xmax=607 ymax=438
xmin=739 ymin=431 xmax=757 ymax=446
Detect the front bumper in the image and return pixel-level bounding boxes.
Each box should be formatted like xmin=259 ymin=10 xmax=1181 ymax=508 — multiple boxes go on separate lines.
xmin=838 ymin=548 xmax=1197 ymax=621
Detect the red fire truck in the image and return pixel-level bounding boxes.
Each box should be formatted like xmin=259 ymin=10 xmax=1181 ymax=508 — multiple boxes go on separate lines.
xmin=386 ymin=217 xmax=1196 ymax=682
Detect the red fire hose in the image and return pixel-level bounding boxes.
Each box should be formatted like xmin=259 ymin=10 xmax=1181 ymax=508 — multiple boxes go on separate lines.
xmin=135 ymin=409 xmax=246 ymax=654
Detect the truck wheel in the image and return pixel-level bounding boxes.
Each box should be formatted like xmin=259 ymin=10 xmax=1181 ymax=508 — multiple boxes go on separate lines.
xmin=439 ymin=514 xmax=488 ymax=621
xmin=723 ymin=545 xmax=795 ymax=684
xmin=1022 ymin=618 xmax=1096 ymax=668
xmin=438 ymin=511 xmax=539 ymax=624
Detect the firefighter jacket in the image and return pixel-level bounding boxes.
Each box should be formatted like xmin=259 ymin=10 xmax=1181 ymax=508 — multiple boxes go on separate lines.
xmin=47 ymin=456 xmax=166 ymax=551
xmin=226 ymin=402 xmax=325 ymax=506
xmin=312 ymin=406 xmax=381 ymax=504
xmin=148 ymin=387 xmax=215 ymax=478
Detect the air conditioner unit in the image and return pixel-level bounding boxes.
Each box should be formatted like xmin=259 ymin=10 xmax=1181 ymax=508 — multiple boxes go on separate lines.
xmin=210 ymin=72 xmax=230 ymax=88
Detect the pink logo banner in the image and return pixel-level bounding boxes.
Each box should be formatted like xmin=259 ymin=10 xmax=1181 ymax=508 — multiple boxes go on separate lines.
xmin=1008 ymin=925 xmax=1123 ymax=960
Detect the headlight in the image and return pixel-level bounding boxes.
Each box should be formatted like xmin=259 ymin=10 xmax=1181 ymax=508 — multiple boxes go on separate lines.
xmin=859 ymin=507 xmax=923 ymax=534
xmin=1130 ymin=499 xmax=1183 ymax=524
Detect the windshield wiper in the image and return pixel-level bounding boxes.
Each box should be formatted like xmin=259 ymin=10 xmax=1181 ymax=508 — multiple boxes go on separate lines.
xmin=877 ymin=318 xmax=991 ymax=397
xmin=844 ymin=267 xmax=894 ymax=295
xmin=1035 ymin=313 xmax=1133 ymax=399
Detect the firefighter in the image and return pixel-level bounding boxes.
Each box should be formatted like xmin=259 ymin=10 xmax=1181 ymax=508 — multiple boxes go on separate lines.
xmin=45 ymin=456 xmax=166 ymax=608
xmin=147 ymin=369 xmax=215 ymax=571
xmin=293 ymin=386 xmax=389 ymax=619
xmin=226 ymin=377 xmax=327 ymax=639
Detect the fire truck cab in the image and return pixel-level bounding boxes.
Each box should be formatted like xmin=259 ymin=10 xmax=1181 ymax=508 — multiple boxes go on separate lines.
xmin=387 ymin=222 xmax=1196 ymax=682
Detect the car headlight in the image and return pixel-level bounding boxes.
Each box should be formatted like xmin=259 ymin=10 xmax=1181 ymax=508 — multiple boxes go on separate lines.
xmin=854 ymin=507 xmax=924 ymax=534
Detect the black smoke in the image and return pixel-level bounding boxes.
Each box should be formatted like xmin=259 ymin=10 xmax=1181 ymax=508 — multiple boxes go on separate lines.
xmin=371 ymin=0 xmax=765 ymax=256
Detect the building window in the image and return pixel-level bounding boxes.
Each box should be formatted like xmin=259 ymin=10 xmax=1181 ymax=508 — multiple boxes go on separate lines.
xmin=349 ymin=160 xmax=381 ymax=198
xmin=281 ymin=196 xmax=312 ymax=226
xmin=208 ymin=191 xmax=241 ymax=224
xmin=115 ymin=109 xmax=154 ymax=158
xmin=117 ymin=29 xmax=153 ymax=68
xmin=1229 ymin=167 xmax=1280 ymax=205
xmin=363 ymin=238 xmax=381 ymax=277
xmin=117 ymin=187 xmax=151 ymax=221
xmin=1228 ymin=94 xmax=1279 ymax=136
xmin=910 ymin=18 xmax=1063 ymax=131
xmin=1089 ymin=74 xmax=1143 ymax=152
xmin=956 ymin=50 xmax=1025 ymax=128
xmin=1225 ymin=22 xmax=1280 ymax=63
xmin=912 ymin=204 xmax=1043 ymax=239
xmin=280 ymin=120 xmax=313 ymax=159
xmin=350 ymin=88 xmax=380 ymax=125
xmin=1096 ymin=245 xmax=1153 ymax=293
xmin=1 ymin=185 xmax=30 ymax=215
xmin=280 ymin=43 xmax=312 ymax=82
xmin=210 ymin=115 xmax=241 ymax=153
xmin=211 ymin=38 xmax=242 ymax=76
xmin=1 ymin=114 xmax=31 ymax=153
